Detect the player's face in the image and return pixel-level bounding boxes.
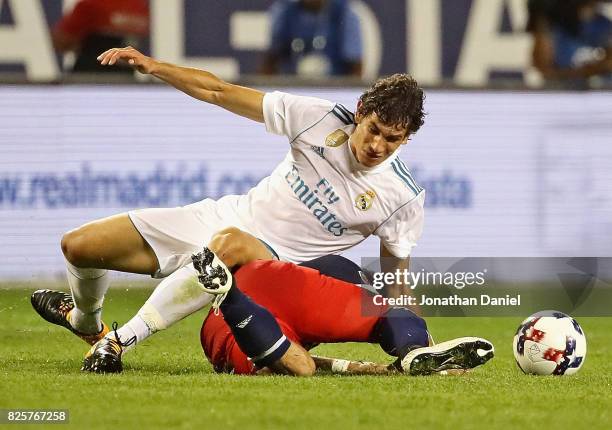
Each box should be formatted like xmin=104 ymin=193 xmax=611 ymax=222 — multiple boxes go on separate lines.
xmin=351 ymin=112 xmax=409 ymax=167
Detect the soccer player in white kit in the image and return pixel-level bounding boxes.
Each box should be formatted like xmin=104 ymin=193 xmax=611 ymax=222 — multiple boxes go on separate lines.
xmin=31 ymin=47 xmax=426 ymax=373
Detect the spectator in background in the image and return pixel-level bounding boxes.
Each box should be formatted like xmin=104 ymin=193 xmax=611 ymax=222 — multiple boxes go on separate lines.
xmin=52 ymin=0 xmax=149 ymax=74
xmin=260 ymin=0 xmax=363 ymax=77
xmin=526 ymin=0 xmax=611 ymax=82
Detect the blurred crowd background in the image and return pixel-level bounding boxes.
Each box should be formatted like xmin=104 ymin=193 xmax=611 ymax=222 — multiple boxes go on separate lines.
xmin=0 ymin=0 xmax=610 ymax=88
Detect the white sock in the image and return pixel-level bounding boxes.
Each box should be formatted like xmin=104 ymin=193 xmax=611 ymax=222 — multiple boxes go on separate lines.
xmin=65 ymin=260 xmax=110 ymax=334
xmin=109 ymin=315 xmax=152 ymax=353
xmin=114 ymin=264 xmax=212 ymax=353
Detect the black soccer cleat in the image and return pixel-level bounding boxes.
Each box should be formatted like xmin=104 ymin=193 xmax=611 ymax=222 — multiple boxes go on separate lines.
xmin=31 ymin=289 xmax=109 ymax=345
xmin=400 ymin=337 xmax=494 ymax=376
xmin=191 ymin=247 xmax=231 ymax=293
xmin=191 ymin=247 xmax=234 ymax=314
xmin=81 ymin=322 xmax=136 ymax=374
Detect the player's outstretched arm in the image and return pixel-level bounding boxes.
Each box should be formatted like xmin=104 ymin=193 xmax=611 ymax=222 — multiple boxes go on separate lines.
xmin=97 ymin=47 xmax=265 ymax=123
xmin=311 ymin=355 xmax=399 ymax=376
xmin=254 ymin=342 xmax=316 ymax=377
xmin=256 ymin=351 xmax=397 ymax=376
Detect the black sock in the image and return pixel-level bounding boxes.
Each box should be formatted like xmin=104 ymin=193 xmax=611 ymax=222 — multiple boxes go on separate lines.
xmin=220 ymin=282 xmax=290 ymax=367
xmin=373 ymin=307 xmax=430 ymax=357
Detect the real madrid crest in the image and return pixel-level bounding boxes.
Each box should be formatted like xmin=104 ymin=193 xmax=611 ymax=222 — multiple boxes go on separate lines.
xmin=325 ymin=129 xmax=349 ymax=147
xmin=355 ymin=190 xmax=376 ymax=211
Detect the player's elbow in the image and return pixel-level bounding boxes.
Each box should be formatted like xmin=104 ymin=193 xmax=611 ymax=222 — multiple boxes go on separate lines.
xmin=276 ymin=343 xmax=316 ymax=377
xmin=204 ymin=89 xmax=223 ymax=106
xmin=199 ymin=80 xmax=230 ymax=106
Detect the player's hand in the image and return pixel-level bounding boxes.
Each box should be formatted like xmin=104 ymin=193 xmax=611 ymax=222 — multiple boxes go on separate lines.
xmin=97 ymin=46 xmax=156 ymax=74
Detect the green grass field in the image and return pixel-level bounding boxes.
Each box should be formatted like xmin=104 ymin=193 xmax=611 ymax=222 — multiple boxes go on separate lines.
xmin=1 ymin=284 xmax=611 ymax=430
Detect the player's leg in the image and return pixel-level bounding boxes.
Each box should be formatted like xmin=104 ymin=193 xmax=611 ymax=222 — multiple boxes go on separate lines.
xmin=374 ymin=307 xmax=431 ymax=357
xmin=399 ymin=337 xmax=494 ymax=376
xmin=61 ymin=213 xmax=159 ymax=273
xmin=81 ymin=263 xmax=210 ymax=373
xmin=201 ymin=311 xmax=315 ymax=377
xmin=374 ymin=306 xmax=494 ymax=375
xmin=207 ymin=226 xmax=279 ymax=266
xmin=31 ymin=213 xmax=158 ymax=343
xmin=64 ymin=213 xmax=158 ymax=332
xmin=194 ymin=247 xmax=315 ymax=376
xmin=34 ymin=202 xmax=222 ymax=348
xmin=218 ymin=282 xmax=314 ymax=376
xmin=371 ymin=302 xmax=494 ymax=375
xmin=81 ymin=227 xmax=277 ymax=373
xmin=115 ymin=226 xmax=274 ymax=348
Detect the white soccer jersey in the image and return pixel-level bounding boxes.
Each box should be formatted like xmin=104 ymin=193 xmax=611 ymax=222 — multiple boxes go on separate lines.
xmin=217 ymin=91 xmax=425 ymax=263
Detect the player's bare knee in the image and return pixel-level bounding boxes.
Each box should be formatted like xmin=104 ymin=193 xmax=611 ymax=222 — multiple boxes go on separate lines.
xmin=224 ymin=229 xmax=251 ymax=254
xmin=209 ymin=227 xmax=252 ymax=267
xmin=209 ymin=233 xmax=238 ymax=267
xmin=61 ymin=225 xmax=105 ymax=268
xmin=229 ymin=229 xmax=275 ymax=262
xmin=218 ymin=227 xmax=250 ymax=250
xmin=209 ymin=227 xmax=242 ymax=250
xmin=215 ymin=226 xmax=243 ymax=237
xmin=61 ymin=229 xmax=89 ymax=267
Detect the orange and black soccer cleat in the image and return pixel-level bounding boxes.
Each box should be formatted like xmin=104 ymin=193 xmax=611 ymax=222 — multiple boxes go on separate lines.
xmin=31 ymin=289 xmax=109 ymax=345
xmin=81 ymin=322 xmax=136 ymax=373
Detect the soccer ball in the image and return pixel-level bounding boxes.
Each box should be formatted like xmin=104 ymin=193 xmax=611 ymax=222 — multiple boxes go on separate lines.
xmin=512 ymin=311 xmax=586 ymax=375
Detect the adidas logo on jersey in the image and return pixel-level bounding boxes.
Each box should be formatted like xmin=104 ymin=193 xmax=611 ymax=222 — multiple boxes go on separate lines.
xmin=310 ymin=146 xmax=326 ymax=159
xmin=236 ymin=315 xmax=253 ymax=328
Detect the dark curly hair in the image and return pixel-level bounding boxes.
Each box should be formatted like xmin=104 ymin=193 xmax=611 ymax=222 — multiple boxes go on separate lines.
xmin=357 ymin=74 xmax=426 ymax=134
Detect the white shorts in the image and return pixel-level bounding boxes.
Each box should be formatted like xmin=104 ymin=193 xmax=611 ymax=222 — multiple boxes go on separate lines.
xmin=128 ymin=197 xmax=277 ymax=278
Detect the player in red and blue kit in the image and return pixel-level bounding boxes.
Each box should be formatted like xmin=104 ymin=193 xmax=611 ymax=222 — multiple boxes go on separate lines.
xmin=196 ymin=251 xmax=494 ymax=376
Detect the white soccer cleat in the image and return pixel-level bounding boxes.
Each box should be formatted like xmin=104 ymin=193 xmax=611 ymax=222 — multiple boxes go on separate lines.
xmin=401 ymin=337 xmax=494 ymax=376
xmin=191 ymin=247 xmax=233 ymax=312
